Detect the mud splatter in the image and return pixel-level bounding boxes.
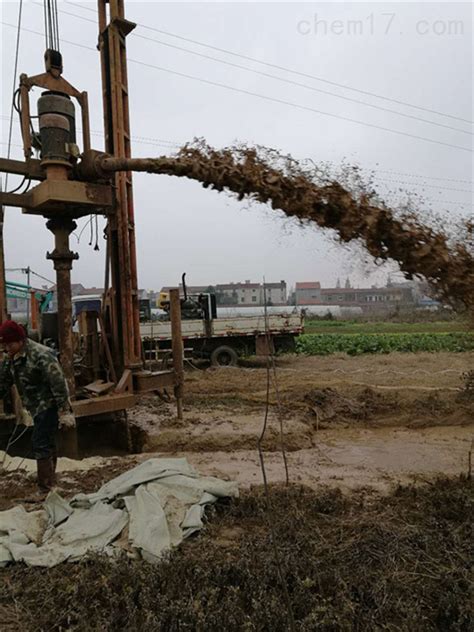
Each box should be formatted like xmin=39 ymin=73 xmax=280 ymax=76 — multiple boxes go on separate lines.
xmin=117 ymin=143 xmax=474 ymax=311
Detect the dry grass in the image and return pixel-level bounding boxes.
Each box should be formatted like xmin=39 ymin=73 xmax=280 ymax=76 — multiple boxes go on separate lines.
xmin=1 ymin=478 xmax=472 ymax=631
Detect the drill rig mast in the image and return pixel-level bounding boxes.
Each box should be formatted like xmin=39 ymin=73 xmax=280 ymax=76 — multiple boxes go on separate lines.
xmin=0 ymin=0 xmax=184 ymax=439
xmin=98 ymin=0 xmax=142 ymax=373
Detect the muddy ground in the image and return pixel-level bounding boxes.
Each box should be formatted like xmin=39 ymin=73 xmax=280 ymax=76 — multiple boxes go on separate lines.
xmin=127 ymin=352 xmax=474 ymax=492
xmin=2 ymin=352 xmax=472 ymax=505
xmin=1 ymin=351 xmax=473 ymax=631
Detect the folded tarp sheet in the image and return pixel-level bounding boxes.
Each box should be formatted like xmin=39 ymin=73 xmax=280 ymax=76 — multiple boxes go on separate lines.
xmin=0 ymin=457 xmax=238 ymax=567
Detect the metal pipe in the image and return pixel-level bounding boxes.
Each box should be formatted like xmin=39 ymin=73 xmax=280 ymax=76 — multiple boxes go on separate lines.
xmin=100 ymin=156 xmax=156 ymax=173
xmin=19 ymin=81 xmax=32 ymax=159
xmin=169 ymin=288 xmax=184 ymax=420
xmin=46 ymin=217 xmax=78 ymax=397
xmin=80 ymin=92 xmax=91 ymax=153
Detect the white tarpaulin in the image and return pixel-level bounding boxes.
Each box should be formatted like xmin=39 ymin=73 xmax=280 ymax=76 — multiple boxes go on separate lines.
xmin=0 ymin=457 xmax=238 ymax=567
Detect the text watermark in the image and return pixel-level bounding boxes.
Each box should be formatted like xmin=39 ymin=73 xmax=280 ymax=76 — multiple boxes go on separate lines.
xmin=297 ymin=13 xmax=466 ymax=37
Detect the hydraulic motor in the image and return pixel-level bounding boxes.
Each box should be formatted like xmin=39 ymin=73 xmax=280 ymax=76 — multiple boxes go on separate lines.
xmin=38 ymin=91 xmax=78 ymax=167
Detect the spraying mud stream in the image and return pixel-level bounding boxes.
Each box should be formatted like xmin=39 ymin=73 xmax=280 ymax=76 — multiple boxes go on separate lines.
xmin=104 ymin=142 xmax=474 ymax=311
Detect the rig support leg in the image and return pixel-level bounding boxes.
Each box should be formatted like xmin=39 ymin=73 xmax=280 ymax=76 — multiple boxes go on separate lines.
xmin=170 ymin=288 xmax=184 ymax=420
xmin=46 ymin=217 xmax=79 ymax=458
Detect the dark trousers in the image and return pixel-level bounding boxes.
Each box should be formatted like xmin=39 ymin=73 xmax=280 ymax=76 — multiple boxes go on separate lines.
xmin=32 ymin=407 xmax=59 ymax=460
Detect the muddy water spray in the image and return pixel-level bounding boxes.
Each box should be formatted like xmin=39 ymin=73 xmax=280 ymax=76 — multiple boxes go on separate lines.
xmin=101 ymin=143 xmax=474 ymax=312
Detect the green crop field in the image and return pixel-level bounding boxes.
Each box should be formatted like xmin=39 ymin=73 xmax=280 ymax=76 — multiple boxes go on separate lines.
xmin=296 ymin=332 xmax=474 ymax=356
xmin=303 ymin=319 xmax=470 ymax=335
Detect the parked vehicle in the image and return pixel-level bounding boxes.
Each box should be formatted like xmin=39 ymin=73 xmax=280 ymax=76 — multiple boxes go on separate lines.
xmin=140 ymin=308 xmax=303 ymax=366
xmin=141 ymin=275 xmax=303 ymax=366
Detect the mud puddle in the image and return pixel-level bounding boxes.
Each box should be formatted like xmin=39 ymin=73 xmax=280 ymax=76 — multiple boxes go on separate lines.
xmin=170 ymin=425 xmax=473 ymax=493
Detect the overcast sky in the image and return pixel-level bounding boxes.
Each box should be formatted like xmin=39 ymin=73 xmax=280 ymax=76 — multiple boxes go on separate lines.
xmin=1 ymin=1 xmax=472 ymax=292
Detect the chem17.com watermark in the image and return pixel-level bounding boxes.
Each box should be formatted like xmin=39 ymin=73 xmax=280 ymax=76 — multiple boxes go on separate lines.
xmin=296 ymin=13 xmax=466 ymax=37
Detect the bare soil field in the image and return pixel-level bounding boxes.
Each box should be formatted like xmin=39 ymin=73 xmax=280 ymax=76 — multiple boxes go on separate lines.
xmin=1 ymin=351 xmax=472 ymax=631
xmin=127 ymin=352 xmax=474 ymax=491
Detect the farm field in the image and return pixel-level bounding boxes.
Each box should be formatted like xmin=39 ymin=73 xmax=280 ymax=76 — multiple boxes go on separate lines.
xmin=303 ymin=318 xmax=471 ymax=334
xmin=2 ymin=350 xmax=473 ymax=631
xmin=296 ymin=331 xmax=474 ymax=355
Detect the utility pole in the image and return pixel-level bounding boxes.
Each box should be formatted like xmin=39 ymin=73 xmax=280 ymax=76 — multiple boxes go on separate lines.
xmin=25 ymin=265 xmax=31 ymax=328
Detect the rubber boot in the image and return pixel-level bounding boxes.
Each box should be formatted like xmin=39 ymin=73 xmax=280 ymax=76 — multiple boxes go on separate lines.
xmin=37 ymin=457 xmax=54 ymax=493
xmin=50 ymin=448 xmax=58 ymax=486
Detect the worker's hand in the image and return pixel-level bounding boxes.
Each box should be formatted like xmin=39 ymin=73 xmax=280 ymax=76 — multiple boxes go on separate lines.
xmin=59 ymin=410 xmax=76 ymax=429
xmin=21 ymin=409 xmax=33 ymax=428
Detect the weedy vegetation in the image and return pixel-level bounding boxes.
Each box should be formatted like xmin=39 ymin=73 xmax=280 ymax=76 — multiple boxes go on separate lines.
xmin=2 ymin=478 xmax=472 ymax=631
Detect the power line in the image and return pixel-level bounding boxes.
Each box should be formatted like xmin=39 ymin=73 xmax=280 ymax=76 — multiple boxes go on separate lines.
xmin=381 ymin=194 xmax=473 ymax=207
xmin=41 ymin=5 xmax=473 ymax=137
xmin=1 ymin=120 xmax=181 ymax=153
xmin=372 ymin=178 xmax=473 ymax=195
xmin=137 ymin=28 xmax=473 ymax=125
xmin=65 ymin=1 xmax=96 ymax=13
xmin=2 ymin=21 xmax=472 ymax=153
xmin=41 ymin=3 xmax=97 ymax=25
xmin=2 ymin=120 xmax=472 ymax=198
xmin=4 ymin=133 xmax=470 ymax=189
xmin=6 ymin=267 xmax=56 ymax=286
xmin=1 ymin=20 xmax=95 ymax=51
xmin=131 ymin=32 xmax=472 ymax=137
xmin=367 ymin=168 xmax=473 ymax=186
xmin=63 ymin=0 xmax=473 ymax=126
xmin=125 ymin=58 xmax=473 ymax=153
xmin=47 ymin=3 xmax=473 ymax=136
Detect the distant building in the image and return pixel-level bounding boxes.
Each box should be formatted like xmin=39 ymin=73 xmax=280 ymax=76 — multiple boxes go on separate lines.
xmin=263 ymin=281 xmax=287 ymax=306
xmin=217 ymin=281 xmax=261 ymax=305
xmin=211 ymin=280 xmax=287 ymax=306
xmin=295 ymin=281 xmax=322 ymax=305
xmin=7 ymin=297 xmax=27 ymax=314
xmin=160 ymin=280 xmax=287 ymax=306
xmin=319 ymin=287 xmax=414 ymax=312
xmin=294 ymin=281 xmax=415 ymax=312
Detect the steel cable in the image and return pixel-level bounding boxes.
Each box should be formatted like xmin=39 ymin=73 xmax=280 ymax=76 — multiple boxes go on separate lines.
xmin=4 ymin=0 xmax=23 ymax=193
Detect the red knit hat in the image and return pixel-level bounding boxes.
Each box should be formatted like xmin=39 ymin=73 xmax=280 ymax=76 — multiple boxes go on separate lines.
xmin=0 ymin=320 xmax=27 ymax=344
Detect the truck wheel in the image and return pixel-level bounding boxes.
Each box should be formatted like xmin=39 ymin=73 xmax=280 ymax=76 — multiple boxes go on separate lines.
xmin=210 ymin=345 xmax=239 ymax=367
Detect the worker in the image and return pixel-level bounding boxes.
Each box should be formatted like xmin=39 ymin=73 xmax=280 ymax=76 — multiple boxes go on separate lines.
xmin=0 ymin=320 xmax=75 ymax=494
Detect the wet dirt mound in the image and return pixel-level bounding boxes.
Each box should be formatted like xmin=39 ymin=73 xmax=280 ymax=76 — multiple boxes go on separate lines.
xmin=303 ymin=386 xmax=396 ymax=425
xmin=130 ymin=143 xmax=474 ymax=312
xmin=181 ymin=355 xmax=474 ymax=430
xmin=301 ymin=386 xmax=474 ymax=428
xmin=132 ymin=409 xmax=313 ymax=454
xmin=2 ymin=478 xmax=471 ymax=631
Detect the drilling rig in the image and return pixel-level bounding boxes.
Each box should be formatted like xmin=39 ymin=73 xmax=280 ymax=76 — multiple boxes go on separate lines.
xmin=0 ymin=0 xmax=184 ymax=448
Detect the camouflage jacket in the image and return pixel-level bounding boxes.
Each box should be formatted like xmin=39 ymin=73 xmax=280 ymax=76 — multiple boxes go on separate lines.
xmin=0 ymin=339 xmax=69 ymax=418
